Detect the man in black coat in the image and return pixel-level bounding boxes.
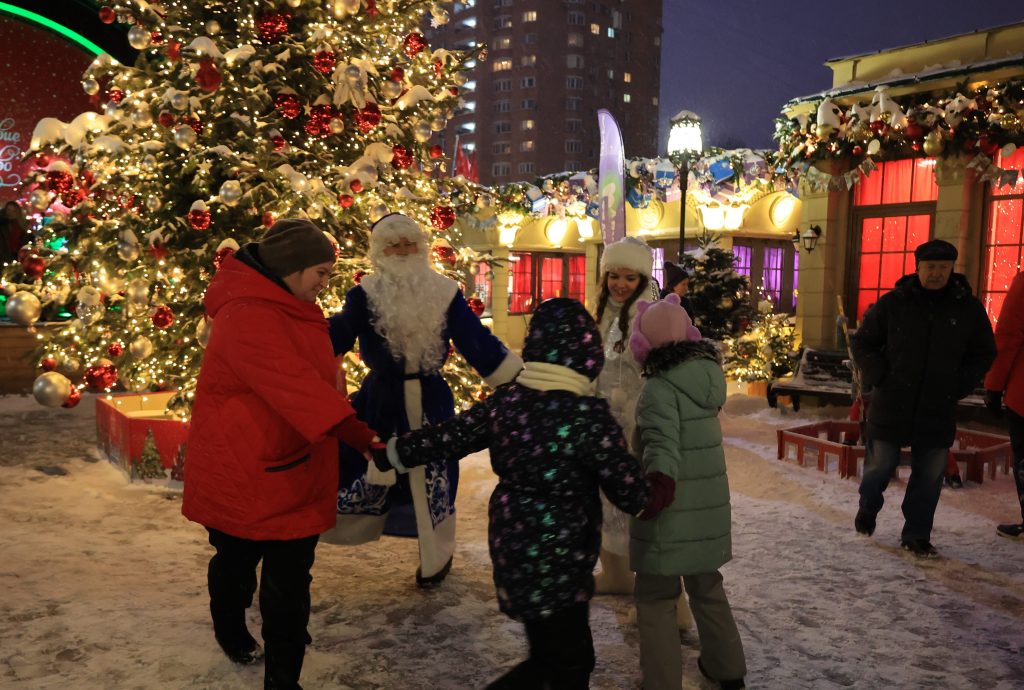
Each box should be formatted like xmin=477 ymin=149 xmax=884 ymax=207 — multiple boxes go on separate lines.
xmin=851 ymin=239 xmax=996 ymax=558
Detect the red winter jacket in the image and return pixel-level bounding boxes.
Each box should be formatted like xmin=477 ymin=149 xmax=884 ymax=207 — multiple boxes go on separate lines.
xmin=985 ymin=271 xmax=1024 ymax=416
xmin=182 ymin=252 xmax=374 ymax=541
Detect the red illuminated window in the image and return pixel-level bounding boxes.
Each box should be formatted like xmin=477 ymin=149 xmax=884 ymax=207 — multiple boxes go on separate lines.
xmin=508 ymin=252 xmax=585 ymax=314
xmin=980 ymin=148 xmax=1024 ymax=324
xmin=473 ymin=261 xmax=493 ymax=314
xmin=851 ymin=158 xmax=938 ymax=321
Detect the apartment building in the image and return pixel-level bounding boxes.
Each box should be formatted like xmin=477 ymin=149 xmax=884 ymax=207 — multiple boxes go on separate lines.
xmin=427 ymin=0 xmax=663 ymax=184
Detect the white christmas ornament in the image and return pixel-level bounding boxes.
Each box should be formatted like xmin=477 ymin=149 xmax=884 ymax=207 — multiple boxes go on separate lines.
xmin=82 ymin=77 xmax=100 ymax=95
xmin=219 ymin=180 xmax=243 ymax=206
xmin=33 ymin=372 xmax=72 ymax=408
xmin=127 ymin=25 xmax=152 ymax=50
xmin=6 ymin=292 xmax=42 ymax=326
xmin=130 ymin=335 xmax=154 ymax=360
xmin=174 ymin=125 xmax=197 ymax=149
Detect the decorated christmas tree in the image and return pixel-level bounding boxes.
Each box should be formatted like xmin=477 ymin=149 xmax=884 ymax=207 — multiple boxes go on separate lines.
xmin=722 ymin=299 xmax=800 ymax=382
xmin=678 ymin=231 xmax=756 ymax=340
xmin=131 ymin=428 xmax=167 ymax=481
xmin=1 ymin=0 xmax=486 ymax=418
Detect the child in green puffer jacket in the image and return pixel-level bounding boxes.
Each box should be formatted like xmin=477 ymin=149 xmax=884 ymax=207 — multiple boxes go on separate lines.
xmin=628 ymin=293 xmax=747 ymax=690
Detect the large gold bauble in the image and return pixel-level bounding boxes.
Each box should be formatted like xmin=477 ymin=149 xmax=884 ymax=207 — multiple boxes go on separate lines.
xmin=6 ymin=291 xmax=42 ymax=326
xmin=32 ymin=372 xmax=72 ymax=408
xmin=922 ymin=130 xmax=945 ymax=156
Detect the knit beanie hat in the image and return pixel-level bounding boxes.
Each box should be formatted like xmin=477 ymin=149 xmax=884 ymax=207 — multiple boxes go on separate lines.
xmin=600 ymin=236 xmax=653 ymax=277
xmin=522 ymin=298 xmax=604 ymax=380
xmin=629 ymin=294 xmax=702 ymax=364
xmin=914 ymin=239 xmax=957 ymax=263
xmin=258 ymin=218 xmax=337 ymax=277
xmin=661 ymin=261 xmax=690 ymax=293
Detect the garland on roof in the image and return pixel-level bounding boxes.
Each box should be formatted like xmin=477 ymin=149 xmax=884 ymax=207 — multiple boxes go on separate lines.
xmin=774 ymin=78 xmax=1024 ymax=189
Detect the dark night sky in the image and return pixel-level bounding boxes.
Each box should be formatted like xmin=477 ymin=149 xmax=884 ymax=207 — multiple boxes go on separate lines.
xmin=658 ymin=0 xmax=1024 ymax=152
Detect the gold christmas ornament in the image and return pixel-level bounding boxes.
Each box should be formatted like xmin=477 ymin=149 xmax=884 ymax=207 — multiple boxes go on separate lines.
xmin=130 ymin=107 xmax=153 ymax=128
xmin=173 ymin=125 xmax=197 ymax=149
xmin=130 ymin=335 xmax=155 ymax=360
xmin=814 ymin=123 xmax=835 ymax=139
xmin=126 ymin=278 xmax=150 ymax=305
xmin=32 ymin=372 xmax=72 ymax=408
xmin=29 ymin=188 xmax=50 ymax=210
xmin=117 ymin=240 xmax=140 ymax=262
xmin=923 ymin=130 xmax=945 ymax=156
xmin=218 ymin=180 xmax=243 ymax=206
xmin=57 ymin=357 xmax=82 ymax=378
xmin=82 ymin=77 xmax=100 ymax=96
xmin=127 ymin=25 xmax=152 ymax=50
xmin=6 ymin=291 xmax=42 ymax=326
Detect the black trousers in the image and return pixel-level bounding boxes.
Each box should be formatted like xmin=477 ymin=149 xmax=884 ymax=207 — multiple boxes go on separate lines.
xmin=487 ymin=603 xmax=595 ymax=690
xmin=1008 ymin=409 xmax=1024 ymax=523
xmin=206 ymin=528 xmax=319 ymax=690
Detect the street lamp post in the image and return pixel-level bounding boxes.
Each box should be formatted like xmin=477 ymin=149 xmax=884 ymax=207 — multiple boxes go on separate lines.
xmin=667 ymin=110 xmax=703 ymax=262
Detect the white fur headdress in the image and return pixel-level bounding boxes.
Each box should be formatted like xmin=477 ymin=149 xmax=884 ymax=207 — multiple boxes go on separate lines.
xmin=600 ymin=236 xmax=653 ymax=278
xmin=367 ymin=213 xmax=429 ymax=268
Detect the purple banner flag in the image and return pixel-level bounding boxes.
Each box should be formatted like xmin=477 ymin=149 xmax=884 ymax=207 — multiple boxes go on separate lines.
xmin=597 ymin=109 xmax=625 ymax=245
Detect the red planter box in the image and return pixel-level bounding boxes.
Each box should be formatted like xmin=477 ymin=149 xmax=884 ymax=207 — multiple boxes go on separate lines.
xmin=95 ymin=392 xmax=189 ymax=471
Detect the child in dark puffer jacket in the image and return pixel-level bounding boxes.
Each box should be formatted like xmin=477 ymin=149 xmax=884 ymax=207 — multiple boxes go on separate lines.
xmin=373 ymin=298 xmax=673 ymax=690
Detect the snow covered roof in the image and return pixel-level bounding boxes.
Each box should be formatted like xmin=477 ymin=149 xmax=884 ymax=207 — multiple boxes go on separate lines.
xmin=823 ymin=22 xmax=1024 ymax=64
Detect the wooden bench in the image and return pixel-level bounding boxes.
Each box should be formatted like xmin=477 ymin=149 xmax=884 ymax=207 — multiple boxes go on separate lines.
xmin=766 ymin=348 xmax=853 ymax=411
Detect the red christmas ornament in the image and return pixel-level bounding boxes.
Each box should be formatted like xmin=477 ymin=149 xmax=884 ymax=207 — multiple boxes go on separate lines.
xmin=108 ymin=342 xmax=125 ymax=358
xmin=429 ymin=145 xmax=443 ymax=159
xmin=46 ymin=170 xmax=75 ymax=195
xmin=448 ymin=87 xmax=459 ymax=97
xmin=16 ymin=247 xmax=30 ymax=262
xmin=366 ymin=0 xmax=379 ymax=16
xmin=182 ymin=115 xmax=202 ymax=135
xmin=62 ymin=386 xmax=82 ymax=409
xmin=21 ymin=254 xmax=46 ymax=279
xmin=147 ymin=243 xmax=170 ymax=260
xmin=429 ymin=205 xmax=456 ymax=231
xmin=868 ymin=120 xmax=886 ymax=135
xmin=98 ymin=6 xmax=115 ymax=24
xmin=467 ymin=296 xmax=486 ymax=317
xmin=433 ymin=59 xmax=444 ymax=77
xmin=389 ymin=67 xmax=405 ymax=82
xmin=195 ymin=58 xmax=222 ymax=93
xmin=391 ymin=144 xmax=414 ymax=169
xmin=432 ymin=244 xmax=457 ymax=265
xmin=313 ymin=50 xmax=337 ymax=74
xmin=158 ymin=111 xmax=176 ymax=127
xmin=84 ymin=364 xmax=118 ymax=390
xmin=274 ymin=93 xmax=302 ymax=119
xmin=62 ymin=187 xmax=87 ymax=208
xmin=305 ymin=120 xmax=326 ymax=137
xmin=852 ymin=145 xmax=864 ymax=157
xmin=349 ymin=179 xmax=364 ymax=193
xmin=271 ymin=135 xmax=287 ymax=151
xmin=166 ymin=40 xmax=182 ymax=62
xmin=40 ymin=357 xmax=57 ymax=372
xmin=904 ymin=122 xmax=926 ymax=141
xmin=214 ymin=246 xmax=235 ymax=269
xmin=107 ymin=88 xmax=125 ymax=104
xmin=151 ymin=305 xmax=175 ymax=329
xmin=353 ymin=269 xmax=366 ymax=284
xmin=338 ymin=194 xmax=354 ymax=208
xmin=188 ymin=208 xmax=211 ymax=230
xmin=403 ymin=32 xmax=427 ymax=59
xmin=149 ymin=31 xmax=164 ymax=46
xmin=355 ymin=103 xmax=382 ymax=134
xmin=79 ymin=170 xmax=95 ymax=188
xmin=262 ymin=212 xmax=276 ymax=227
xmin=257 ymin=12 xmax=290 ymax=43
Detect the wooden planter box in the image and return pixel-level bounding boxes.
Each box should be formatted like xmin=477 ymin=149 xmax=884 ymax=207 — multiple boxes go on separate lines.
xmin=0 ymin=322 xmax=51 ymax=395
xmin=776 ymin=421 xmax=1013 ymax=484
xmin=95 ymin=392 xmax=189 ymax=471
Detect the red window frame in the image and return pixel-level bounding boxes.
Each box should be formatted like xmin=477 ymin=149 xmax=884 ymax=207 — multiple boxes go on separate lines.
xmin=980 ymin=148 xmax=1024 ymax=324
xmin=849 ymin=158 xmax=938 ymax=322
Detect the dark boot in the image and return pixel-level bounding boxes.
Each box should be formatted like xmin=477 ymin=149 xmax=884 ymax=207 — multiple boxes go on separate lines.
xmin=854 ymin=510 xmax=875 ymax=536
xmin=415 ymin=555 xmax=453 ymax=588
xmin=485 ymin=660 xmax=541 ymax=689
xmin=264 ymin=642 xmax=305 ymax=690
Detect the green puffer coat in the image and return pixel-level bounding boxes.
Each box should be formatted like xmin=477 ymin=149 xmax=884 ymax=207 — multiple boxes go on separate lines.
xmin=630 ymin=340 xmax=732 ymax=576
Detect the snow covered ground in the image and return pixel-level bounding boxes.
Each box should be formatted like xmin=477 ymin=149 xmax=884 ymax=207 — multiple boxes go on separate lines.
xmin=1 ymin=393 xmax=1022 ymax=689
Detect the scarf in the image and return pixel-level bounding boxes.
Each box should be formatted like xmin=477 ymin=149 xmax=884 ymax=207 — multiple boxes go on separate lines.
xmin=515 ymin=361 xmax=595 ymax=396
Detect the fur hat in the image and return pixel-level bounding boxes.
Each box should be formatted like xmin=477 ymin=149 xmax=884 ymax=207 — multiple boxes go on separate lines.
xmin=629 ymin=293 xmax=701 ymax=364
xmin=914 ymin=239 xmax=957 ymax=263
xmin=369 ymin=213 xmax=428 ymax=249
xmin=258 ymin=219 xmax=337 ymax=278
xmin=600 ymin=236 xmax=653 ymax=278
xmin=522 ymin=298 xmax=604 ymax=380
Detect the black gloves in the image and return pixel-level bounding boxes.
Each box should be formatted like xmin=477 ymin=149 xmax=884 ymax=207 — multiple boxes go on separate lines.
xmin=369 ymin=440 xmax=392 ymax=473
xmin=985 ymin=390 xmax=1004 ymax=418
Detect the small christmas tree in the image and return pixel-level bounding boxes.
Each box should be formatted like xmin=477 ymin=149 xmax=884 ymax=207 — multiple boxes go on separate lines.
xmin=170 ymin=442 xmax=186 ymax=482
xmin=132 ymin=428 xmax=167 ymax=481
xmin=723 ymin=303 xmax=800 ymax=382
xmin=679 ymin=232 xmax=756 ymax=340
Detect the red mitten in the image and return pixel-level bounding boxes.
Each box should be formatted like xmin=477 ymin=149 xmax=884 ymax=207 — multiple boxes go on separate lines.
xmin=638 ymin=471 xmax=675 ymax=521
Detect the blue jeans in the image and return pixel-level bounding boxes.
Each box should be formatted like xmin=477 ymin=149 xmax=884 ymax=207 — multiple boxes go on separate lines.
xmin=858 ymin=439 xmax=947 ymax=541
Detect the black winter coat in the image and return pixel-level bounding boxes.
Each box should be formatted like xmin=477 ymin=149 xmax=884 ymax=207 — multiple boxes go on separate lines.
xmin=851 ymin=272 xmax=995 ymax=447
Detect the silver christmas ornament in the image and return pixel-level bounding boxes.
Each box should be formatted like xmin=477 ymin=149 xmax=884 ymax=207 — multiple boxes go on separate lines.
xmin=130 ymin=107 xmax=153 ymax=128
xmin=170 ymin=92 xmax=189 ymax=110
xmin=196 ymin=319 xmax=211 ymax=348
xmin=126 ymin=278 xmax=150 ymax=305
xmin=57 ymin=357 xmax=82 ymax=378
xmin=33 ymin=372 xmax=73 ymax=408
xmin=413 ymin=120 xmax=432 ymax=143
xmin=127 ymin=25 xmax=152 ymax=50
xmin=142 ymin=154 xmax=157 ymax=170
xmin=218 ymin=180 xmax=243 ymax=206
xmin=205 ymin=20 xmax=221 ymax=35
xmin=6 ymin=291 xmax=42 ymax=326
xmin=75 ymin=301 xmax=105 ymax=327
xmin=145 ymin=195 xmax=162 ymax=212
xmin=130 ymin=335 xmax=154 ymax=360
xmin=381 ymin=81 xmax=402 ymax=100
xmin=117 ymin=241 xmax=140 ymax=262
xmin=82 ymin=77 xmax=100 ymax=95
xmin=173 ymin=125 xmax=197 ymax=149
xmin=29 ymin=188 xmax=50 ymax=210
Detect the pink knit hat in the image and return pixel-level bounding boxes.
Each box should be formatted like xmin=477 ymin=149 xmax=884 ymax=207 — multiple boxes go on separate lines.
xmin=629 ymin=293 xmax=702 ymax=363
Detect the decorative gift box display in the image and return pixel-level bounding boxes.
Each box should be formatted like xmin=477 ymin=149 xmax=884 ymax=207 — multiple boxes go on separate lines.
xmin=95 ymin=392 xmax=188 ymax=473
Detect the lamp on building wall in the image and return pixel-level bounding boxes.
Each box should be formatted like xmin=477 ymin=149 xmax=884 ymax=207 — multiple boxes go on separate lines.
xmin=575 ymin=217 xmax=595 ymax=240
xmin=799 ymin=225 xmax=822 ymax=252
xmin=667 ymin=110 xmax=703 ymax=261
xmin=545 ymin=218 xmax=568 ymax=247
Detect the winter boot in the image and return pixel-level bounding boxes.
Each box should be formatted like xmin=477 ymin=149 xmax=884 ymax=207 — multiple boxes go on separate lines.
xmin=415 ymin=555 xmax=453 ymax=588
xmin=900 ymin=539 xmax=939 ymax=558
xmin=485 ymin=660 xmax=542 ymax=689
xmin=944 ymin=473 xmax=964 ymax=489
xmin=854 ymin=510 xmax=876 ymax=536
xmin=996 ymin=523 xmax=1024 ymax=539
xmin=594 ymin=548 xmax=633 ymax=595
xmin=212 ymin=608 xmax=262 ymax=665
xmin=264 ymin=641 xmax=305 ymax=690
xmin=697 ymin=656 xmax=746 ymax=690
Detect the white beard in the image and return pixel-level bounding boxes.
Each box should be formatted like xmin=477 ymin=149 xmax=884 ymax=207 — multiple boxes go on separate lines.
xmin=361 ymin=254 xmax=458 ymax=373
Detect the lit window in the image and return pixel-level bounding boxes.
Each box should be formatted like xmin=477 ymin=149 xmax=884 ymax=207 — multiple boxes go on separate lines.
xmin=521 ymin=54 xmax=536 ymax=67
xmin=521 ymin=140 xmax=535 ymax=152
xmin=492 ymin=59 xmax=512 ymax=72
xmin=652 ymin=96 xmax=659 ymax=106
xmin=981 ymin=147 xmax=1024 ymax=322
xmin=623 ymin=72 xmax=631 ymax=83
xmin=607 ymin=69 xmax=614 ymax=79
xmin=607 ymin=27 xmax=615 ymax=38
xmin=590 ymin=23 xmax=600 ymax=34
xmin=522 ymin=10 xmax=537 ymax=22
xmin=623 ymin=93 xmax=631 ymax=103
xmin=494 ymin=36 xmax=511 ymax=50
xmin=522 ymin=120 xmax=535 ymax=131
xmin=567 ymin=33 xmax=583 ymax=47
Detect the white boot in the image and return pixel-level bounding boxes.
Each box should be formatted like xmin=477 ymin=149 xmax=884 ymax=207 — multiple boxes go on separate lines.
xmin=594 ymin=548 xmax=633 ymax=595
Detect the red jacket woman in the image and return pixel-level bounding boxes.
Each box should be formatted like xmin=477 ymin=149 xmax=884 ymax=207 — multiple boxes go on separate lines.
xmin=985 ymin=271 xmax=1024 ymax=417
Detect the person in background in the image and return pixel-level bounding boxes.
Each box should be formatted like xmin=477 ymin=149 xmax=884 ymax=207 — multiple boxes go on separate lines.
xmin=629 ymin=293 xmax=747 ymax=690
xmin=852 ymin=239 xmax=995 ymax=558
xmin=0 ymin=200 xmax=27 ymax=264
xmin=659 ymin=260 xmax=696 ymax=320
xmin=372 ymin=298 xmax=675 ymax=689
xmin=324 ymin=213 xmax=522 ymax=587
xmin=983 ymin=270 xmax=1024 ymax=539
xmin=182 ymin=219 xmax=378 ymax=690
